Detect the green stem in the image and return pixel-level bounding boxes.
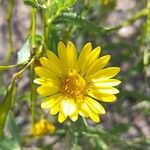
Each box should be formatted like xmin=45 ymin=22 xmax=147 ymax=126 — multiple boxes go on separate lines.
xmin=30 ymin=7 xmax=37 ymax=128
xmin=11 ymin=58 xmax=35 ymax=84
xmin=71 ymin=123 xmax=78 ymax=150
xmin=147 ymin=0 xmax=150 ymax=34
xmin=5 ymin=0 xmax=14 ymax=64
xmin=30 ymin=61 xmax=36 ymax=129
xmin=143 ymin=0 xmax=150 ymax=94
xmin=114 ymin=8 xmax=148 ymax=30
xmin=0 ymin=61 xmax=27 ymax=71
xmin=31 ymin=9 xmax=37 ymax=49
xmin=42 ymin=10 xmax=48 ymax=50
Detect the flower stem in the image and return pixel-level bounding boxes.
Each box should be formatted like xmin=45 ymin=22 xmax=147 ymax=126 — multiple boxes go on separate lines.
xmin=30 ymin=7 xmax=37 ymax=129
xmin=0 ymin=61 xmax=27 ymax=71
xmin=31 ymin=9 xmax=37 ymax=49
xmin=11 ymin=58 xmax=35 ymax=84
xmin=5 ymin=0 xmax=14 ymax=64
xmin=71 ymin=123 xmax=78 ymax=150
xmin=42 ymin=10 xmax=48 ymax=50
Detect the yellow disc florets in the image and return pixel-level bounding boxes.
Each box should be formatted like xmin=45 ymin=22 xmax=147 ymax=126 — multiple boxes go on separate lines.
xmin=59 ymin=72 xmax=86 ymax=99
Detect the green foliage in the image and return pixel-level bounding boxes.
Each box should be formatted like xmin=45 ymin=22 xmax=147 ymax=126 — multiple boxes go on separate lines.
xmin=55 ymin=13 xmax=117 ymax=35
xmin=0 ymin=63 xmax=27 ymax=71
xmin=6 ymin=113 xmax=21 ymax=145
xmin=24 ymin=0 xmax=38 ymax=8
xmin=0 ymin=137 xmax=20 ymax=150
xmin=0 ymin=82 xmax=14 ymax=137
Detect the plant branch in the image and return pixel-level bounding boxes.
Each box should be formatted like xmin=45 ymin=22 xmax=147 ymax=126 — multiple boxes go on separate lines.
xmin=5 ymin=0 xmax=14 ymax=64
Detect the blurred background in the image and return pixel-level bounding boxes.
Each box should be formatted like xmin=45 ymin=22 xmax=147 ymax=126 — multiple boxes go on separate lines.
xmin=0 ymin=0 xmax=150 ymax=150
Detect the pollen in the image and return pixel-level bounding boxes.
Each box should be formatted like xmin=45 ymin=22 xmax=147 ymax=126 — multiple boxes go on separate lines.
xmin=59 ymin=73 xmax=86 ymax=99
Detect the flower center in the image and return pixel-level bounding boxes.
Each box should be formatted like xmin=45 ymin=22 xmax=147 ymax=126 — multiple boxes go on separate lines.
xmin=59 ymin=73 xmax=86 ymax=99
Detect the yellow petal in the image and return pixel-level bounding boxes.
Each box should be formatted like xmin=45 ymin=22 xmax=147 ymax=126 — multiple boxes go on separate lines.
xmin=41 ymin=94 xmax=60 ymax=108
xmin=70 ymin=112 xmax=78 ymax=122
xmin=89 ymin=86 xmax=119 ymax=94
xmin=78 ymin=111 xmax=88 ymax=117
xmin=89 ymin=111 xmax=100 ymax=122
xmin=37 ymin=85 xmax=59 ymax=96
xmin=92 ymin=79 xmax=121 ymax=87
xmin=49 ymin=97 xmax=62 ymax=109
xmin=66 ymin=41 xmax=77 ymax=70
xmin=87 ymin=91 xmax=117 ymax=102
xmin=61 ymin=98 xmax=76 ymax=116
xmin=101 ymin=94 xmax=117 ymax=102
xmin=98 ymin=87 xmax=119 ymax=94
xmin=79 ymin=101 xmax=101 ymax=122
xmin=47 ymin=50 xmax=65 ymax=73
xmin=34 ymin=78 xmax=58 ymax=86
xmin=77 ymin=43 xmax=92 ymax=72
xmin=86 ymin=55 xmax=110 ymax=77
xmin=88 ymin=67 xmax=120 ymax=80
xmin=58 ymin=41 xmax=67 ymax=68
xmin=58 ymin=111 xmax=67 ymax=123
xmin=49 ymin=96 xmax=63 ymax=115
xmin=40 ymin=57 xmax=62 ymax=77
xmin=34 ymin=78 xmax=46 ymax=85
xmin=84 ymin=97 xmax=105 ymax=114
xmin=80 ymin=46 xmax=101 ymax=76
xmin=35 ymin=67 xmax=58 ymax=81
xmin=50 ymin=104 xmax=61 ymax=115
xmin=78 ymin=102 xmax=89 ymax=117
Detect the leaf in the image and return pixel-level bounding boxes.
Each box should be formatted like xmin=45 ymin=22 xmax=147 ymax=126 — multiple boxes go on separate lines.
xmin=6 ymin=113 xmax=21 ymax=146
xmin=24 ymin=0 xmax=38 ymax=8
xmin=17 ymin=39 xmax=31 ymax=64
xmin=58 ymin=0 xmax=65 ymax=11
xmin=47 ymin=26 xmax=60 ymax=53
xmin=0 ymin=82 xmax=14 ymax=137
xmin=0 ymin=137 xmax=21 ymax=150
xmin=119 ymin=90 xmax=150 ymax=102
xmin=143 ymin=49 xmax=150 ymax=66
xmin=65 ymin=0 xmax=77 ymax=8
xmin=55 ymin=14 xmax=117 ymax=35
xmin=49 ymin=2 xmax=58 ymax=15
xmin=0 ymin=85 xmax=6 ymax=99
xmin=108 ymin=123 xmax=130 ymax=135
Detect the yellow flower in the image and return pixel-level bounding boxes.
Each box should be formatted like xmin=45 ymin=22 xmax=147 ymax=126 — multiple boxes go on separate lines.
xmin=32 ymin=119 xmax=56 ymax=136
xmin=34 ymin=41 xmax=121 ymax=123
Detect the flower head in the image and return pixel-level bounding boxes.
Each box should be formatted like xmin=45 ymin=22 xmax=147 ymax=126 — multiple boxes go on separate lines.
xmin=34 ymin=41 xmax=121 ymax=123
xmin=32 ymin=119 xmax=56 ymax=136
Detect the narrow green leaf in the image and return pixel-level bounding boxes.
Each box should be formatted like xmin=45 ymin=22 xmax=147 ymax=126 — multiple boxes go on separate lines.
xmin=143 ymin=49 xmax=150 ymax=66
xmin=0 ymin=137 xmax=20 ymax=150
xmin=65 ymin=0 xmax=77 ymax=7
xmin=24 ymin=0 xmax=38 ymax=8
xmin=58 ymin=0 xmax=65 ymax=11
xmin=17 ymin=39 xmax=31 ymax=64
xmin=6 ymin=113 xmax=21 ymax=146
xmin=55 ymin=14 xmax=117 ymax=35
xmin=108 ymin=123 xmax=129 ymax=135
xmin=50 ymin=2 xmax=58 ymax=15
xmin=0 ymin=82 xmax=14 ymax=137
xmin=119 ymin=90 xmax=150 ymax=101
xmin=0 ymin=85 xmax=6 ymax=98
xmin=47 ymin=26 xmax=59 ymax=53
